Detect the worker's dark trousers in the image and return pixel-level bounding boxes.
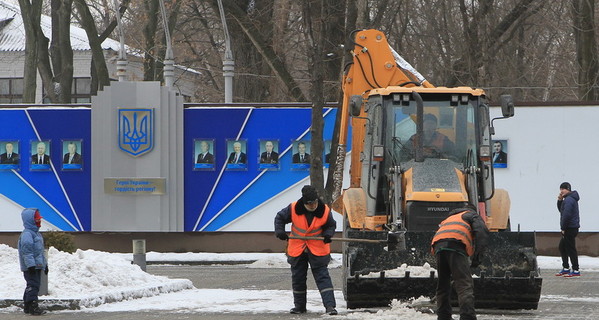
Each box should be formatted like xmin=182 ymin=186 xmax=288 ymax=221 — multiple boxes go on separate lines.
xmin=23 ymin=269 xmax=41 ymax=302
xmin=559 ymin=228 xmax=579 ymax=270
xmin=435 ymin=250 xmax=476 ymax=320
xmin=288 ymin=251 xmax=336 ymax=309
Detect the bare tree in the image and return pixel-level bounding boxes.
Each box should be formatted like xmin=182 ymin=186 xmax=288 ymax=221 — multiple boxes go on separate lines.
xmin=73 ymin=0 xmax=131 ymax=94
xmin=572 ymin=0 xmax=599 ymax=100
xmin=18 ymin=0 xmax=43 ymax=103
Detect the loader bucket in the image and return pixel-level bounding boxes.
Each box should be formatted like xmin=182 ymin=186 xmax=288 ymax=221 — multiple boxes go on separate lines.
xmin=342 ymin=230 xmax=542 ymax=309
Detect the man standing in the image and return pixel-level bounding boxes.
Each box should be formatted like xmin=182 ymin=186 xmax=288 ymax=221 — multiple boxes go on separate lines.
xmin=555 ymin=182 xmax=581 ymax=277
xmin=18 ymin=208 xmax=48 ymax=315
xmin=431 ymin=205 xmax=489 ymax=320
xmin=274 ymin=185 xmax=337 ymax=315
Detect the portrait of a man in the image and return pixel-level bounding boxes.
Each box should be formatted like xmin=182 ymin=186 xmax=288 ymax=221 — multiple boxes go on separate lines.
xmin=62 ymin=140 xmax=83 ymax=170
xmin=0 ymin=141 xmax=20 ymax=165
xmin=31 ymin=141 xmax=50 ymax=165
xmin=259 ymin=140 xmax=279 ymax=164
xmin=226 ymin=139 xmax=248 ymax=170
xmin=292 ymin=141 xmax=310 ymax=164
xmin=196 ymin=140 xmax=215 ymax=164
xmin=492 ymin=140 xmax=508 ymax=168
xmin=63 ymin=141 xmax=82 ymax=165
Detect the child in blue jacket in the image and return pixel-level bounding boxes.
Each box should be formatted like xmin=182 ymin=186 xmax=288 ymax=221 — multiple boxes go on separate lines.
xmin=18 ymin=208 xmax=48 ymax=315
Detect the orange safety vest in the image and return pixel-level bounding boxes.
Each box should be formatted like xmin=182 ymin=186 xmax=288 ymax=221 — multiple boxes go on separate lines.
xmin=288 ymin=202 xmax=331 ymax=257
xmin=431 ymin=212 xmax=474 ymax=256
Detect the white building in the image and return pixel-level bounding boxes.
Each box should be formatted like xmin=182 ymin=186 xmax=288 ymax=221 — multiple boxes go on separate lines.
xmin=0 ymin=1 xmax=200 ymax=103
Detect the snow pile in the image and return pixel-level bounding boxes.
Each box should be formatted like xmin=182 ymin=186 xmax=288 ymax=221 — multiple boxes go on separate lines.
xmin=344 ymin=299 xmax=436 ymax=319
xmin=362 ymin=262 xmax=436 ymax=278
xmin=0 ymin=244 xmax=193 ymax=307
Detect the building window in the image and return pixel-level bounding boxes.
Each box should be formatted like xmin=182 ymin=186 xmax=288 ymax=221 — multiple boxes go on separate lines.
xmin=43 ymin=77 xmax=92 ymax=103
xmin=71 ymin=77 xmax=91 ymax=103
xmin=0 ymin=78 xmax=24 ymax=103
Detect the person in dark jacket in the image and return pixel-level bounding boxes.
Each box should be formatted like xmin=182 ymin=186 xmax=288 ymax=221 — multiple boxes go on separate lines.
xmin=431 ymin=205 xmax=489 ymax=320
xmin=555 ymin=182 xmax=581 ymax=277
xmin=274 ymin=185 xmax=337 ymax=315
xmin=18 ymin=208 xmax=48 ymax=315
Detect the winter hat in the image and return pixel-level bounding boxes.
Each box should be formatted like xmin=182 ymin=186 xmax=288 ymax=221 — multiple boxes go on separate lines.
xmin=559 ymin=182 xmax=571 ymax=191
xmin=424 ymin=113 xmax=437 ymax=124
xmin=301 ymin=185 xmax=319 ymax=204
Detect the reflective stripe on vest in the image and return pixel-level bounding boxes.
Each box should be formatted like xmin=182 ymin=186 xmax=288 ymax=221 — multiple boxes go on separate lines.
xmin=287 ymin=201 xmax=331 ymax=257
xmin=431 ymin=212 xmax=474 ymax=256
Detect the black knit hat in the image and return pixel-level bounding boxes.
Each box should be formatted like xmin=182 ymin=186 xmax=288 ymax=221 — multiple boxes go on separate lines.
xmin=559 ymin=182 xmax=571 ymax=191
xmin=301 ymin=185 xmax=319 ymax=203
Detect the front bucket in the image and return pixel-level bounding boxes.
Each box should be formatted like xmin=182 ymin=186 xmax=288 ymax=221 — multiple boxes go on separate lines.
xmin=342 ymin=230 xmax=542 ymax=309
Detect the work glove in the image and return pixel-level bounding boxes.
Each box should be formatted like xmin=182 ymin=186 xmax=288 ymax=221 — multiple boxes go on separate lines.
xmin=323 ymin=235 xmax=332 ymax=244
xmin=44 ymin=265 xmax=49 ymax=275
xmin=276 ymin=231 xmax=288 ymax=241
xmin=27 ymin=266 xmax=36 ymax=275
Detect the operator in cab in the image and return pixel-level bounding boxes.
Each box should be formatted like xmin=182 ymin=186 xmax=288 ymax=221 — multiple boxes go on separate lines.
xmin=408 ymin=113 xmax=454 ymax=158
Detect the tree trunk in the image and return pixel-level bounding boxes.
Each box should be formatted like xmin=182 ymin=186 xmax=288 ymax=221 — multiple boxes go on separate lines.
xmin=57 ymin=0 xmax=74 ymax=103
xmin=143 ymin=0 xmax=159 ymax=81
xmin=573 ymin=0 xmax=599 ymax=101
xmin=18 ymin=0 xmax=43 ymax=103
xmin=302 ymin=0 xmax=329 ymax=199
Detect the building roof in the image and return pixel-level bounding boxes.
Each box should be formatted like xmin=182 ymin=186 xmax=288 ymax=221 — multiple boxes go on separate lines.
xmin=0 ymin=1 xmax=121 ymax=52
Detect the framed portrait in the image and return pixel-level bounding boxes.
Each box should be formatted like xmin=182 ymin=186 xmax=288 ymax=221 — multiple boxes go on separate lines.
xmin=492 ymin=139 xmax=508 ymax=168
xmin=324 ymin=140 xmax=332 ymax=168
xmin=225 ymin=139 xmax=248 ymax=171
xmin=258 ymin=139 xmax=280 ymax=171
xmin=0 ymin=140 xmax=20 ymax=170
xmin=61 ymin=140 xmax=83 ymax=171
xmin=291 ymin=140 xmax=310 ymax=170
xmin=30 ymin=139 xmax=51 ymax=171
xmin=194 ymin=139 xmax=215 ymax=171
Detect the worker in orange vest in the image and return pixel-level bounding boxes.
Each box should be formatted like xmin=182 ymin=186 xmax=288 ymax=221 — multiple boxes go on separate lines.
xmin=431 ymin=205 xmax=489 ymax=320
xmin=274 ymin=185 xmax=337 ymax=315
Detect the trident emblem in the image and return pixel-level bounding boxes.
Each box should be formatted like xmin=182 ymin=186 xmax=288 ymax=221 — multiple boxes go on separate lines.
xmin=118 ymin=108 xmax=154 ymax=157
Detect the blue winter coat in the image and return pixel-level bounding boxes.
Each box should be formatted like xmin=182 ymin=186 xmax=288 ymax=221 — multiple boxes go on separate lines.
xmin=18 ymin=208 xmax=47 ymax=272
xmin=557 ymin=190 xmax=580 ymax=230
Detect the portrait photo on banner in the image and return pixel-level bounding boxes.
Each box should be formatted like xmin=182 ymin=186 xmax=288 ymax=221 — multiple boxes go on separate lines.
xmin=62 ymin=139 xmax=83 ymax=171
xmin=291 ymin=140 xmax=310 ymax=170
xmin=194 ymin=139 xmax=215 ymax=171
xmin=258 ymin=139 xmax=280 ymax=171
xmin=492 ymin=139 xmax=508 ymax=168
xmin=226 ymin=139 xmax=248 ymax=170
xmin=0 ymin=140 xmax=20 ymax=170
xmin=30 ymin=139 xmax=51 ymax=171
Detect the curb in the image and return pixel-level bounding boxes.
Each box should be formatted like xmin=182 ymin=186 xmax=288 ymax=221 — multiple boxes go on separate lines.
xmin=0 ymin=279 xmax=194 ymax=311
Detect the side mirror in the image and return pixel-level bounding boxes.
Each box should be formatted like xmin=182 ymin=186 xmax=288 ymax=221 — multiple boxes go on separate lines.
xmin=349 ymin=95 xmax=363 ymax=117
xmin=500 ymin=95 xmax=514 ymax=118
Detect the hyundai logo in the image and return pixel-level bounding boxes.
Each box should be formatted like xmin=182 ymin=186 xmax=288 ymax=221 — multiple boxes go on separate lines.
xmin=427 ymin=207 xmax=450 ymax=212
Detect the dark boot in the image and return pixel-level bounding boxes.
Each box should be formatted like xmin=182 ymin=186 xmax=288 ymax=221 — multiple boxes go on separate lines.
xmin=326 ymin=306 xmax=338 ymax=315
xmin=23 ymin=301 xmax=31 ymax=314
xmin=29 ymin=300 xmax=46 ymax=316
xmin=290 ymin=306 xmax=307 ymax=314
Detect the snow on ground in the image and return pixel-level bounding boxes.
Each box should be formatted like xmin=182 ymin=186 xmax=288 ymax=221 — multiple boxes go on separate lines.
xmin=0 ymin=244 xmax=192 ymax=306
xmin=2 ymin=243 xmax=599 ymax=318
